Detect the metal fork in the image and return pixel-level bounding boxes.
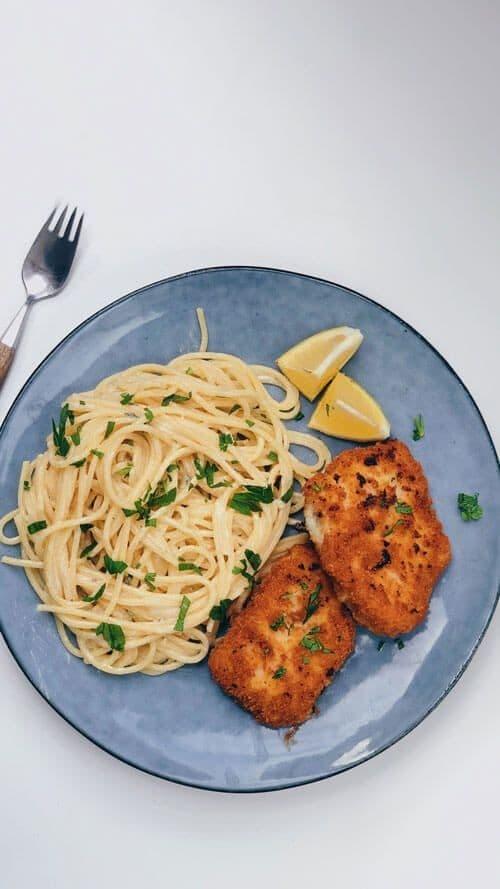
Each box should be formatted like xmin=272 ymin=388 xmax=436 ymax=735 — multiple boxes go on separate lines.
xmin=0 ymin=205 xmax=84 ymax=387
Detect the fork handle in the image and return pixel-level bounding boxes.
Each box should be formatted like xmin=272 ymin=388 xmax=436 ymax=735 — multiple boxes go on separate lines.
xmin=0 ymin=301 xmax=30 ymax=388
xmin=0 ymin=342 xmax=15 ymax=384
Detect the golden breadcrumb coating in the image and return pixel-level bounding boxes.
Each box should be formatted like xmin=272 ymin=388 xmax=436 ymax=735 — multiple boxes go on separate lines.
xmin=209 ymin=543 xmax=355 ymax=728
xmin=304 ymin=440 xmax=451 ymax=637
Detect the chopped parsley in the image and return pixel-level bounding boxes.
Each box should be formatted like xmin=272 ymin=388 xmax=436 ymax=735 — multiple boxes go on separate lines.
xmin=245 ymin=549 xmax=261 ymax=572
xmin=120 ymin=392 xmax=134 ymax=405
xmin=80 ymin=540 xmax=97 ymax=558
xmin=194 ymin=458 xmax=228 ymax=489
xmin=123 ymin=499 xmax=147 ymax=518
xmin=312 ymin=483 xmax=322 ymax=493
xmin=70 ymin=430 xmax=81 ymax=446
xmin=383 ymin=519 xmax=405 ymax=537
xmin=174 ymin=595 xmax=191 ymax=632
xmin=72 ymin=458 xmax=86 ymax=468
xmin=51 ymin=403 xmax=74 ymax=457
xmin=218 ymin=432 xmax=234 ymax=452
xmin=281 ymin=485 xmax=294 ymax=503
xmin=95 ymin=622 xmax=125 ymax=651
xmin=91 ymin=449 xmax=104 ymax=459
xmin=270 ymin=614 xmax=286 ymax=631
xmin=245 ymin=419 xmax=255 ymax=427
xmin=412 ymin=414 xmax=425 ymax=441
xmin=23 ymin=480 xmax=31 ymax=491
xmin=229 ymin=485 xmax=274 ymax=515
xmin=377 ymin=637 xmax=405 ymax=651
xmin=246 ymin=485 xmax=273 ymax=503
xmin=178 ymin=561 xmax=202 ymax=575
xmin=103 ymin=555 xmax=128 ymax=574
xmin=82 ymin=584 xmax=105 ymax=604
xmin=148 ymin=485 xmax=177 ymax=508
xmin=303 ymin=583 xmax=321 ymax=623
xmin=272 ymin=666 xmax=287 ymax=679
xmin=232 ymin=549 xmax=261 ymax=589
xmin=267 ymin=451 xmax=278 ymax=463
xmin=457 ymin=492 xmax=483 ymax=522
xmin=104 ymin=421 xmax=115 ymax=439
xmin=162 ymin=392 xmax=191 ymax=407
xmin=144 ymin=407 xmax=154 ymax=423
xmin=228 ymin=404 xmax=240 ymax=414
xmin=300 ymin=626 xmax=332 ymax=653
xmin=27 ymin=520 xmax=47 ymax=535
xmin=124 ymin=482 xmax=177 ymax=522
xmin=144 ymin=572 xmax=156 ymax=590
xmin=209 ymin=599 xmax=232 ymax=622
xmin=395 ymin=501 xmax=413 ymax=515
xmin=117 ymin=463 xmax=133 ymax=478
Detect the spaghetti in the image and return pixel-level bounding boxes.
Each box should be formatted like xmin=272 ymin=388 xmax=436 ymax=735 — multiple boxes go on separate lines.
xmin=0 ymin=314 xmax=329 ymax=675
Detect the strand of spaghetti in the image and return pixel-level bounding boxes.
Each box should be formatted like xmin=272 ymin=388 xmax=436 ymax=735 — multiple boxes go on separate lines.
xmin=196 ymin=307 xmax=209 ymax=351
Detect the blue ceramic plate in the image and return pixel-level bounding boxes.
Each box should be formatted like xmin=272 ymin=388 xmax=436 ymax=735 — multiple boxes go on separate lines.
xmin=0 ymin=268 xmax=498 ymax=792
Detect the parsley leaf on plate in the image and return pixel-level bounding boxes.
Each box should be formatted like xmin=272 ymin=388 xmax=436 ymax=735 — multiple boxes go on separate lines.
xmin=412 ymin=414 xmax=425 ymax=441
xmin=457 ymin=492 xmax=483 ymax=521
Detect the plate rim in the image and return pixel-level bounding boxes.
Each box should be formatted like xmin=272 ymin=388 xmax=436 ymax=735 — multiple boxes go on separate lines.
xmin=0 ymin=264 xmax=498 ymax=794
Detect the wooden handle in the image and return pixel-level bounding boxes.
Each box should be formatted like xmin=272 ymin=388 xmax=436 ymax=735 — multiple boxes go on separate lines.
xmin=0 ymin=341 xmax=15 ymax=385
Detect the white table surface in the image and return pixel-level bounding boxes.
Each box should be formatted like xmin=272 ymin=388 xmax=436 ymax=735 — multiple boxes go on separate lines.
xmin=1 ymin=3 xmax=498 ymax=887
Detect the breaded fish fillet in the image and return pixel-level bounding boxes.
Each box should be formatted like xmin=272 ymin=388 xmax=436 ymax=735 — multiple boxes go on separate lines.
xmin=208 ymin=543 xmax=355 ymax=728
xmin=304 ymin=440 xmax=451 ymax=637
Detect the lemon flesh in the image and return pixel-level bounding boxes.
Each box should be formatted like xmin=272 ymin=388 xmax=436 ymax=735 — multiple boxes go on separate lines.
xmin=277 ymin=326 xmax=363 ymax=401
xmin=308 ymin=372 xmax=390 ymax=442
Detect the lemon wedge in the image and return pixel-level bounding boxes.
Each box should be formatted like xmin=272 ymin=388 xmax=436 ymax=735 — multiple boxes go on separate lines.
xmin=277 ymin=326 xmax=363 ymax=401
xmin=308 ymin=372 xmax=390 ymax=441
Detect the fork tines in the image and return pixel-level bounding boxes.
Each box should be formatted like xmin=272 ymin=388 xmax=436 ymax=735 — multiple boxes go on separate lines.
xmin=47 ymin=205 xmax=84 ymax=243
